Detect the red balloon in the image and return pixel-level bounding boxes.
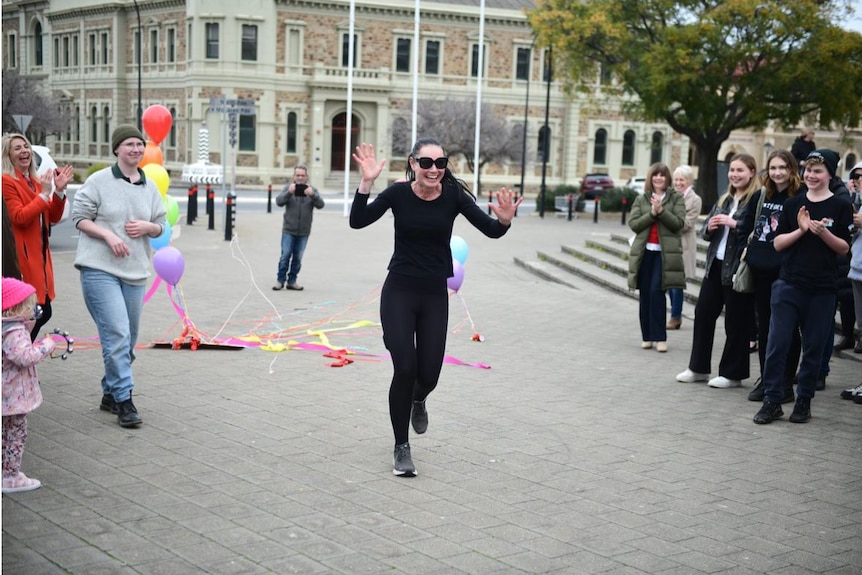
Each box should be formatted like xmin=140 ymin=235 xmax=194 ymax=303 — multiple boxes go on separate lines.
xmin=142 ymin=105 xmax=172 ymax=145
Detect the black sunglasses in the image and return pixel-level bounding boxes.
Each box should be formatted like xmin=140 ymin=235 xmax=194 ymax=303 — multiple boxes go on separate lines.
xmin=415 ymin=156 xmax=448 ymax=170
xmin=852 ymin=173 xmax=862 ymax=180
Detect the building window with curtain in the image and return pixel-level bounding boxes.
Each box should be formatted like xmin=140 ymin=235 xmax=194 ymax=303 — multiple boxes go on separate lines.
xmin=395 ymin=38 xmax=410 ymax=73
xmin=90 ymin=106 xmax=97 ymax=141
xmin=34 ymin=22 xmax=43 ymax=67
xmin=150 ymin=29 xmax=158 ymax=63
xmin=205 ymin=23 xmax=219 ymax=59
xmin=101 ymin=32 xmax=108 ymax=64
xmin=286 ymin=112 xmax=297 ymax=153
xmin=425 ymin=40 xmax=440 ymax=75
xmin=593 ymin=128 xmax=608 ymax=165
xmin=515 ymin=46 xmax=530 ymax=81
xmin=622 ymin=130 xmax=635 ymax=166
xmin=103 ymin=106 xmax=110 ymax=143
xmin=470 ymin=43 xmax=487 ymax=77
xmin=169 ymin=108 xmax=177 ymax=147
xmin=7 ymin=33 xmax=17 ymax=68
xmin=167 ymin=28 xmax=175 ymax=62
xmin=651 ymin=131 xmax=663 ymax=164
xmin=241 ymin=24 xmax=257 ymax=61
xmin=341 ymin=32 xmax=358 ymax=67
xmin=239 ymin=115 xmax=255 ymax=151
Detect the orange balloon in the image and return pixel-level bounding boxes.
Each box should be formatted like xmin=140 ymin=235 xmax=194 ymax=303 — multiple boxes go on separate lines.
xmin=139 ymin=141 xmax=163 ymax=168
xmin=142 ymin=104 xmax=172 ymax=145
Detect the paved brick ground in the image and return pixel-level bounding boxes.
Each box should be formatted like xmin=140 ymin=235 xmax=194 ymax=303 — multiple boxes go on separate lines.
xmin=3 ymin=199 xmax=861 ymax=574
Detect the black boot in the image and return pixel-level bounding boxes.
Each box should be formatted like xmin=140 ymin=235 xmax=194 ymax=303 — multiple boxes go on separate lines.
xmin=116 ymin=394 xmax=142 ymax=427
xmin=753 ymin=401 xmax=783 ymax=424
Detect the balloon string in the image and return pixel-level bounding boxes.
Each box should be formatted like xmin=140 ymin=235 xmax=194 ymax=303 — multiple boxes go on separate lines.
xmin=457 ymin=292 xmax=476 ymax=333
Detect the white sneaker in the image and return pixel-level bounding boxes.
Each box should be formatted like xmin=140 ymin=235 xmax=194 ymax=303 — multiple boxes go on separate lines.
xmin=676 ymin=369 xmax=709 ymax=383
xmin=708 ymin=376 xmax=742 ymax=388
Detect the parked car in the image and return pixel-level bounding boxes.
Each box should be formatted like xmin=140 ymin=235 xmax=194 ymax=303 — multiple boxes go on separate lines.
xmin=581 ymin=173 xmax=615 ymax=199
xmin=625 ymin=176 xmax=646 ymax=194
xmin=32 ymin=145 xmax=72 ymax=223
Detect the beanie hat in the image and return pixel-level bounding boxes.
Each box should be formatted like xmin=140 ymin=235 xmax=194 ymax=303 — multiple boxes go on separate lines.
xmin=806 ymin=149 xmax=839 ymax=178
xmin=111 ymin=124 xmax=145 ymax=155
xmin=2 ymin=277 xmax=36 ymax=312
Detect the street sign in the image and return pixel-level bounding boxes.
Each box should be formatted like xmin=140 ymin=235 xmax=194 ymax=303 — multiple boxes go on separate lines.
xmin=12 ymin=114 xmax=32 ymax=133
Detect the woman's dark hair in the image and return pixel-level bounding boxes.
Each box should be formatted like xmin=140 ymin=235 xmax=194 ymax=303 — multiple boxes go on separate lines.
xmin=761 ymin=149 xmax=800 ymax=200
xmin=406 ymin=136 xmax=475 ymax=199
xmin=644 ymin=162 xmax=671 ymax=196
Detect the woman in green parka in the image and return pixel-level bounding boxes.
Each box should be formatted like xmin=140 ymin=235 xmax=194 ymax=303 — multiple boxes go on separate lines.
xmin=628 ymin=162 xmax=686 ymax=352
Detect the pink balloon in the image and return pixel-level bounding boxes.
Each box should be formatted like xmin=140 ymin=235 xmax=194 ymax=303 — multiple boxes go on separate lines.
xmin=447 ymin=259 xmax=464 ymax=292
xmin=153 ymin=246 xmax=185 ymax=286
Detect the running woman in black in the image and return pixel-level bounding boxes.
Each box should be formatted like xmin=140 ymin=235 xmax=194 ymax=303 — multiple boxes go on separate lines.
xmin=350 ymin=138 xmax=522 ymax=477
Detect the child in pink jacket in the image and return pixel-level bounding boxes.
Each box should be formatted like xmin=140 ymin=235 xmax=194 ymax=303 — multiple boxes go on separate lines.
xmin=2 ymin=277 xmax=54 ymax=493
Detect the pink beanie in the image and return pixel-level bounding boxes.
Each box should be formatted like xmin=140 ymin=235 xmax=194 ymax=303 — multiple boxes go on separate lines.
xmin=2 ymin=277 xmax=36 ymax=311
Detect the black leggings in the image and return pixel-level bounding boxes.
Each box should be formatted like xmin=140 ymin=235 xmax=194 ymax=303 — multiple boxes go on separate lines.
xmin=380 ymin=273 xmax=448 ymax=445
xmin=31 ymin=297 xmax=51 ymax=342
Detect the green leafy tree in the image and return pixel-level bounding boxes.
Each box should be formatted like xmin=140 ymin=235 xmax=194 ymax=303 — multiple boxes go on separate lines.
xmin=528 ymin=0 xmax=862 ymax=207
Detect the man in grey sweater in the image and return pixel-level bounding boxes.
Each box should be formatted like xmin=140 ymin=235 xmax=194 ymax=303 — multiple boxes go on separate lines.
xmin=273 ymin=163 xmax=325 ymax=291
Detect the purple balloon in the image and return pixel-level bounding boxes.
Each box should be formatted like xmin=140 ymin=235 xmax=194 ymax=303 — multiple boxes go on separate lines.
xmin=447 ymin=259 xmax=464 ymax=292
xmin=153 ymin=246 xmax=185 ymax=286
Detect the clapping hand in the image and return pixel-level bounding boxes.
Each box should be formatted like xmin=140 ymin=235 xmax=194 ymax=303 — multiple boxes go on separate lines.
xmin=54 ymin=165 xmax=74 ymax=192
xmin=797 ymin=205 xmax=811 ymax=234
xmin=489 ymin=188 xmax=523 ymax=226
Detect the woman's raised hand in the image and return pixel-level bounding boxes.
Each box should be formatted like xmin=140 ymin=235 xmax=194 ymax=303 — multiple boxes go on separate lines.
xmin=488 ymin=187 xmax=524 ymax=226
xmin=352 ymin=143 xmax=386 ymax=193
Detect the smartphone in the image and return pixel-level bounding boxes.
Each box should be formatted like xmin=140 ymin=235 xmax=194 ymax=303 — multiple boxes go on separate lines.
xmin=294 ymin=183 xmax=308 ymax=196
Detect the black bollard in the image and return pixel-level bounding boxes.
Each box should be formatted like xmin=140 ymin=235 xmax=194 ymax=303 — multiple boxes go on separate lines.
xmin=224 ymin=192 xmax=236 ymax=241
xmin=186 ymin=185 xmax=195 ymax=225
xmin=621 ymin=197 xmax=628 ymax=226
xmin=593 ymin=197 xmax=599 ymax=224
xmin=205 ymin=184 xmax=213 ymax=216
xmin=266 ymin=184 xmax=273 ymax=213
xmin=567 ymin=193 xmax=573 ymax=222
xmin=487 ymin=189 xmax=493 ymax=215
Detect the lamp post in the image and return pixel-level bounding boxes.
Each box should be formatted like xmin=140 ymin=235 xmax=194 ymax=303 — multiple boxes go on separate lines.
xmin=539 ymin=46 xmax=552 ymax=219
xmin=518 ymin=38 xmax=537 ymax=216
xmin=133 ymin=0 xmax=142 ymax=131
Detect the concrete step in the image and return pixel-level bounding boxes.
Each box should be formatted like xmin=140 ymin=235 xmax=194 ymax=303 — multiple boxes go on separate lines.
xmin=534 ymin=249 xmax=638 ymax=302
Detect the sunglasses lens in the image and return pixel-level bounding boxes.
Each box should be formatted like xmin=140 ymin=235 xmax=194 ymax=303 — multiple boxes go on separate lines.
xmin=416 ymin=157 xmax=448 ymax=170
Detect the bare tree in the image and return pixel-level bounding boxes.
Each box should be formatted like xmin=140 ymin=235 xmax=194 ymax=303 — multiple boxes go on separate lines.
xmin=2 ymin=70 xmax=71 ymax=144
xmin=394 ymin=98 xmax=526 ymax=196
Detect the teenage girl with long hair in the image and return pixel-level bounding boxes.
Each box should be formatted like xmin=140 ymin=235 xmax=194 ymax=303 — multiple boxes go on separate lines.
xmin=676 ymin=153 xmax=759 ymax=388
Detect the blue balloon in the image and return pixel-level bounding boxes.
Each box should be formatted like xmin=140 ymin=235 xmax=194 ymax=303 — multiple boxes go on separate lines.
xmin=150 ymin=221 xmax=172 ymax=251
xmin=450 ymin=235 xmax=469 ymax=264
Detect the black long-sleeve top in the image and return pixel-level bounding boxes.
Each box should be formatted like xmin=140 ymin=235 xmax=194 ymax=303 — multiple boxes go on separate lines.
xmin=349 ymin=181 xmax=509 ymax=281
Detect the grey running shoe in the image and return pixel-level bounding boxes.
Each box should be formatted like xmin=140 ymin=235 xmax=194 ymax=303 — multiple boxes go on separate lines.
xmin=393 ymin=443 xmax=416 ymax=477
xmin=411 ymin=401 xmax=428 ymax=434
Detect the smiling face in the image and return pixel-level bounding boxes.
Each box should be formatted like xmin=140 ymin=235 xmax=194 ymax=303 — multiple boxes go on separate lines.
xmin=115 ymin=137 xmax=145 ymax=169
xmin=767 ymin=156 xmax=791 ymax=190
xmin=728 ymin=159 xmax=756 ymax=192
xmin=803 ymin=161 xmax=830 ymax=193
xmin=8 ymin=137 xmax=31 ymax=173
xmin=651 ymin=172 xmax=667 ymax=192
xmin=672 ymin=175 xmax=689 ymax=193
xmin=409 ymin=144 xmax=446 ymax=190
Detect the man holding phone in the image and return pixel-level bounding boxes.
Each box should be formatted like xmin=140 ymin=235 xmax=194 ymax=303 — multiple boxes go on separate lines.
xmin=273 ymin=163 xmax=325 ymax=291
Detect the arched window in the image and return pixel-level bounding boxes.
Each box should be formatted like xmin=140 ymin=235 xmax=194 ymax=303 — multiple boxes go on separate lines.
xmin=169 ymin=107 xmax=177 ymax=147
xmin=650 ymin=131 xmax=663 ymax=164
xmin=34 ymin=22 xmax=43 ymax=66
xmin=391 ymin=117 xmax=409 ymax=155
xmin=103 ymin=105 xmax=110 ymax=143
xmin=622 ymin=130 xmax=635 ymax=166
xmin=286 ymin=112 xmax=298 ymax=154
xmin=538 ymin=125 xmax=551 ymax=163
xmin=90 ymin=105 xmax=98 ymax=142
xmin=593 ymin=128 xmax=607 ymax=165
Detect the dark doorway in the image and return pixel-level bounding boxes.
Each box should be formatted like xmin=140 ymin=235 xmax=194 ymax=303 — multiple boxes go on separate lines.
xmin=331 ymin=112 xmax=360 ymax=171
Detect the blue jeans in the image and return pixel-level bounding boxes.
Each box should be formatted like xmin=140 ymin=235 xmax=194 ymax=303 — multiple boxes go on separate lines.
xmin=80 ymin=268 xmax=145 ymax=402
xmin=762 ymin=280 xmax=835 ymax=403
xmin=638 ymin=250 xmax=666 ymax=342
xmin=667 ymin=288 xmax=683 ymax=320
xmin=277 ymin=233 xmax=309 ymax=285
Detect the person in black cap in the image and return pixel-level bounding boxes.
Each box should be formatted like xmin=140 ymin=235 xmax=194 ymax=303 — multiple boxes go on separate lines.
xmin=754 ymin=149 xmax=853 ymax=424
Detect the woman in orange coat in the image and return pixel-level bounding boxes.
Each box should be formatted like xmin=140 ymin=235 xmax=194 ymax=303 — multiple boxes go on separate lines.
xmin=1 ymin=134 xmax=73 ymax=340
